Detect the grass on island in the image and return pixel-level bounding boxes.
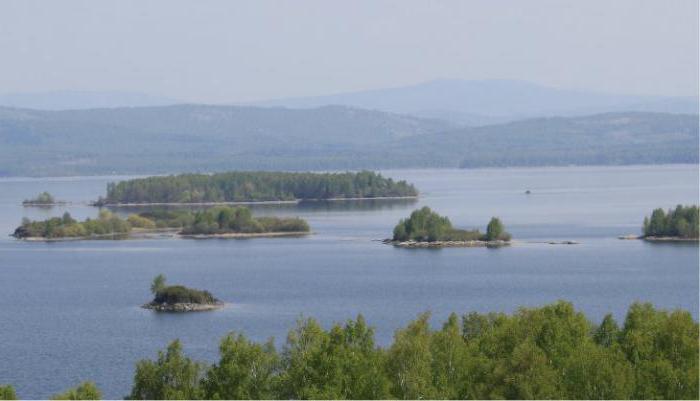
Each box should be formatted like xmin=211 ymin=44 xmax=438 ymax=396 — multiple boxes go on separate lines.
xmin=642 ymin=204 xmax=699 ymax=239
xmin=12 ymin=206 xmax=310 ymax=239
xmin=5 ymin=300 xmax=697 ymax=399
xmin=392 ymin=206 xmax=511 ymax=242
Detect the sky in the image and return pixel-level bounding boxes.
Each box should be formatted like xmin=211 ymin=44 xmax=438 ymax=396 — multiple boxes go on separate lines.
xmin=0 ymin=0 xmax=697 ymax=103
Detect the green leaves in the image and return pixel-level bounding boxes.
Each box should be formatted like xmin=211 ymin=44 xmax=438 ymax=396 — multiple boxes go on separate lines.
xmin=51 ymin=382 xmax=102 ymax=400
xmin=127 ymin=340 xmax=205 ymax=400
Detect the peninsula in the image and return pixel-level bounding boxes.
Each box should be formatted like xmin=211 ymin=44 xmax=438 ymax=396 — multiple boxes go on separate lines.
xmin=387 ymin=207 xmax=511 ymax=248
xmin=142 ymin=274 xmax=223 ymax=312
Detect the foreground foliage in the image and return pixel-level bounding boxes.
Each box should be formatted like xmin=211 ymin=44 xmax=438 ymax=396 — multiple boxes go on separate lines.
xmin=393 ymin=207 xmax=511 ymax=242
xmin=99 ymin=171 xmax=418 ymax=204
xmin=122 ymin=301 xmax=697 ymax=400
xmin=4 ymin=301 xmax=697 ymax=399
xmin=643 ymin=204 xmax=699 ymax=238
xmin=51 ymin=381 xmax=102 ymax=400
xmin=0 ymin=385 xmax=16 ymax=400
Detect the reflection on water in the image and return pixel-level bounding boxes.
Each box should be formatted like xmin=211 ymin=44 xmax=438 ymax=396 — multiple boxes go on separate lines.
xmin=105 ymin=197 xmax=418 ymax=216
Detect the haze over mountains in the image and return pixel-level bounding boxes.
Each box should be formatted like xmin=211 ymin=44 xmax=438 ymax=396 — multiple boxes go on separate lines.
xmin=1 ymin=79 xmax=696 ymax=125
xmin=0 ymin=79 xmax=697 ymax=176
xmin=254 ymin=79 xmax=699 ymax=125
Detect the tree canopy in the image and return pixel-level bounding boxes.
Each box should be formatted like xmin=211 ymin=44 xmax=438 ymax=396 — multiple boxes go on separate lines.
xmin=642 ymin=205 xmax=699 ymax=238
xmin=121 ymin=301 xmax=697 ymax=400
xmin=392 ymin=207 xmax=511 ymax=242
xmin=99 ymin=171 xmax=418 ymax=204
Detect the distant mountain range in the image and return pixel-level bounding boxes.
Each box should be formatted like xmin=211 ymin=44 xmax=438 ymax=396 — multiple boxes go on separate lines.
xmin=254 ymin=79 xmax=699 ymax=125
xmin=0 ymin=103 xmax=696 ymax=177
xmin=2 ymin=80 xmax=697 ymax=126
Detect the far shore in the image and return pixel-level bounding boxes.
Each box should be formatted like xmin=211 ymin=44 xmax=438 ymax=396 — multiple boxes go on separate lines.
xmin=92 ymin=195 xmax=418 ymax=207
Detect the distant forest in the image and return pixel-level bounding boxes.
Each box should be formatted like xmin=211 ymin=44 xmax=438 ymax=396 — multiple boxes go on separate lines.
xmin=0 ymin=104 xmax=697 ymax=176
xmin=98 ymin=171 xmax=418 ymax=204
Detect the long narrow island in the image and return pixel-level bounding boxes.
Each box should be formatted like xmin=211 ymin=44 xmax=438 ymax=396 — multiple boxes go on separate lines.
xmin=12 ymin=206 xmax=310 ymax=241
xmin=94 ymin=170 xmax=418 ymax=205
xmin=386 ymin=206 xmax=511 ymax=248
xmin=143 ymin=274 xmax=223 ymax=312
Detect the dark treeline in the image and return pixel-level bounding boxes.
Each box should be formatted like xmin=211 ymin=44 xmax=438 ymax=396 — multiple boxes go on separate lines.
xmin=643 ymin=205 xmax=699 ymax=238
xmin=393 ymin=207 xmax=511 ymax=242
xmin=99 ymin=171 xmax=418 ymax=204
xmin=4 ymin=301 xmax=696 ymax=400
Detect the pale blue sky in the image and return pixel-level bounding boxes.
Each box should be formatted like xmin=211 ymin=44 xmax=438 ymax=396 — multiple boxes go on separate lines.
xmin=0 ymin=0 xmax=697 ymax=102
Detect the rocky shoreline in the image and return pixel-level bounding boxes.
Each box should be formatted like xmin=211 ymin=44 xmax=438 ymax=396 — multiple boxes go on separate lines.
xmin=142 ymin=301 xmax=225 ymax=312
xmin=383 ymin=239 xmax=510 ymax=248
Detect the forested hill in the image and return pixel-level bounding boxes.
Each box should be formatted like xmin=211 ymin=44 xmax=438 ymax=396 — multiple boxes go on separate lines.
xmin=394 ymin=112 xmax=699 ymax=168
xmin=0 ymin=104 xmax=696 ymax=177
xmin=0 ymin=104 xmax=451 ymax=176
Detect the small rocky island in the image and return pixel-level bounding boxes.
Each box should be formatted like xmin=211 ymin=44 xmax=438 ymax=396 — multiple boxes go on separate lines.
xmin=142 ymin=274 xmax=224 ymax=312
xmin=386 ymin=206 xmax=511 ymax=248
xmin=12 ymin=206 xmax=310 ymax=241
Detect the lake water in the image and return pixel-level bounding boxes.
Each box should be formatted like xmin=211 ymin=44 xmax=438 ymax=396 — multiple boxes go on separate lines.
xmin=0 ymin=165 xmax=698 ymax=399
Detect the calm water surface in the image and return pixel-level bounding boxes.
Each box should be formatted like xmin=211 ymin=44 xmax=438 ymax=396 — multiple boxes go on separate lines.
xmin=0 ymin=165 xmax=698 ymax=398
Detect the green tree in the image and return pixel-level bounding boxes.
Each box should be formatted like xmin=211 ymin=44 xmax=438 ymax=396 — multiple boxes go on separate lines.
xmin=0 ymin=385 xmax=16 ymax=400
xmin=203 ymin=333 xmax=279 ymax=400
xmin=485 ymin=217 xmax=506 ymax=241
xmin=51 ymin=381 xmax=102 ymax=400
xmin=593 ymin=314 xmax=620 ymax=348
xmin=127 ymin=340 xmax=205 ymax=400
xmin=386 ymin=313 xmax=437 ymax=399
xmin=151 ymin=274 xmax=166 ymax=295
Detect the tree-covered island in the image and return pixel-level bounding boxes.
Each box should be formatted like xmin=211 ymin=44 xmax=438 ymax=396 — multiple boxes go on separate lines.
xmin=12 ymin=206 xmax=310 ymax=240
xmin=388 ymin=207 xmax=511 ymax=248
xmin=94 ymin=171 xmax=418 ymax=205
xmin=22 ymin=191 xmax=65 ymax=206
xmin=143 ymin=274 xmax=223 ymax=312
xmin=641 ymin=205 xmax=699 ymax=241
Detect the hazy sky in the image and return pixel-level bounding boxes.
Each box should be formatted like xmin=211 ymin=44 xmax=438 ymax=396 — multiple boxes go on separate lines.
xmin=0 ymin=0 xmax=697 ymax=102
